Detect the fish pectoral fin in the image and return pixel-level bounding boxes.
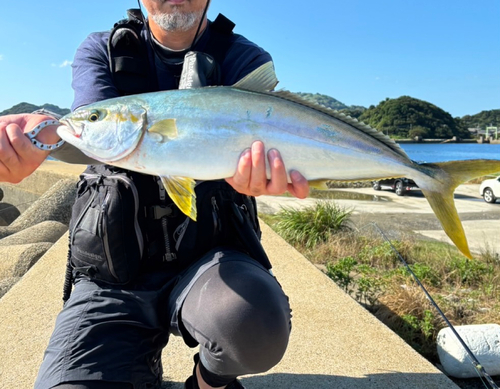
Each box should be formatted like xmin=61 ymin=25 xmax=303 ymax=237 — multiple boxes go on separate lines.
xmin=148 ymin=119 xmax=179 ymax=142
xmin=160 ymin=176 xmax=197 ymax=221
xmin=232 ymin=61 xmax=279 ymax=92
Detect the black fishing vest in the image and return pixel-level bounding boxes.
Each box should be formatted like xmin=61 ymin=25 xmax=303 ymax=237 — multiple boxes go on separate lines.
xmin=107 ymin=8 xmax=237 ymax=94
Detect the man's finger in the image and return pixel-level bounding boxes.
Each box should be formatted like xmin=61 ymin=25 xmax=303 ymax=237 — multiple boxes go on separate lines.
xmin=227 ymin=148 xmax=252 ymax=189
xmin=266 ymin=149 xmax=288 ymax=195
xmin=287 ymin=170 xmax=310 ymax=199
xmin=249 ymin=141 xmax=267 ymax=195
xmin=0 ymin=124 xmax=21 ymax=179
xmin=7 ymin=123 xmax=35 ymax=157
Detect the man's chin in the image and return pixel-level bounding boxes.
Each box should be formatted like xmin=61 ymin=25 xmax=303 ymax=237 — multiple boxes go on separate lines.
xmin=151 ymin=11 xmax=203 ymax=33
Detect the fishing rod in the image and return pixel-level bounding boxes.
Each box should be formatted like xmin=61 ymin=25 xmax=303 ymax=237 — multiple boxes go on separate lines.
xmin=367 ymin=222 xmax=499 ymax=389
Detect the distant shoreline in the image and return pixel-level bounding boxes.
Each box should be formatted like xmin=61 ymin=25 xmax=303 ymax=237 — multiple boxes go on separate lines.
xmin=396 ymin=138 xmax=500 ymax=144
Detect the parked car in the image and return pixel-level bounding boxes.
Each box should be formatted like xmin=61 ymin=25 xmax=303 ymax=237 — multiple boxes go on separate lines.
xmin=479 ymin=176 xmax=500 ymax=203
xmin=372 ymin=178 xmax=419 ymax=196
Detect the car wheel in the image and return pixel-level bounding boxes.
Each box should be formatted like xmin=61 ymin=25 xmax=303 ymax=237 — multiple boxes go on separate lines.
xmin=373 ymin=182 xmax=381 ymax=191
xmin=483 ymin=188 xmax=497 ymax=203
xmin=395 ymin=181 xmax=405 ymax=196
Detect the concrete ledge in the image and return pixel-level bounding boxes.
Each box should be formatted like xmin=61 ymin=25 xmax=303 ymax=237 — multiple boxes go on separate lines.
xmin=0 ymin=235 xmax=67 ymax=387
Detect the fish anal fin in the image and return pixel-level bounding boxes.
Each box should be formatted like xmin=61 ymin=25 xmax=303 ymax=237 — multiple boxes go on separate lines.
xmin=160 ymin=176 xmax=197 ymax=221
xmin=148 ymin=119 xmax=179 ymax=141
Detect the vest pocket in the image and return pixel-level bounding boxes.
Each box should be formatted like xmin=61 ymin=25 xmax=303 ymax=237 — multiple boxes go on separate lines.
xmin=69 ymin=171 xmax=144 ymax=285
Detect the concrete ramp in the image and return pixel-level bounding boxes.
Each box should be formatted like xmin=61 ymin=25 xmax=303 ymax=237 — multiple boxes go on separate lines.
xmin=0 ymin=235 xmax=67 ymax=387
xmin=0 ymin=224 xmax=458 ymax=388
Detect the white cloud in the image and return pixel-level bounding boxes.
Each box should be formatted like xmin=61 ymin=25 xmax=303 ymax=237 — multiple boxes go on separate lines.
xmin=59 ymin=60 xmax=72 ymax=68
xmin=51 ymin=60 xmax=72 ymax=68
xmin=0 ymin=55 xmax=3 ymax=61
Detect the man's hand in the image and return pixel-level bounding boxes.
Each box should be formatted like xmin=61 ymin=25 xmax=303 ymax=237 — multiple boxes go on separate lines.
xmin=226 ymin=141 xmax=309 ymax=199
xmin=0 ymin=114 xmax=60 ymax=183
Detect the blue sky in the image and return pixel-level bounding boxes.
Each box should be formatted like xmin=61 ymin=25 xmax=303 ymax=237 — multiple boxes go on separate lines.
xmin=0 ymin=1 xmax=498 ymax=118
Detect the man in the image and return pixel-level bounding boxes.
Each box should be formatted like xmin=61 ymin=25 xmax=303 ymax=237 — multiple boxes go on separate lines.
xmin=0 ymin=1 xmax=309 ymax=388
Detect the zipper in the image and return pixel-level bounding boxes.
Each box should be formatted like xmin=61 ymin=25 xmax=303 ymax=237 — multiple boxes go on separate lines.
xmin=157 ymin=177 xmax=166 ymax=201
xmin=162 ymin=217 xmax=176 ymax=262
xmin=100 ymin=191 xmax=119 ymax=280
xmin=156 ymin=177 xmax=176 ymax=262
xmin=211 ymin=196 xmax=221 ymax=237
xmin=174 ymin=217 xmax=190 ymax=251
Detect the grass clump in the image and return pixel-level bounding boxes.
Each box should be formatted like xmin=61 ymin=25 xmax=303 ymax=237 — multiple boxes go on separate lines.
xmin=273 ymin=201 xmax=352 ymax=249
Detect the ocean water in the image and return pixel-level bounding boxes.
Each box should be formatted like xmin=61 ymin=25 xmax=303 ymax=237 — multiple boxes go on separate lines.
xmin=399 ymin=143 xmax=500 ymax=163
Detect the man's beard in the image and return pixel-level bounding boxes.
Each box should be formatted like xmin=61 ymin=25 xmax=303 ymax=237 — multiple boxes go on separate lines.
xmin=151 ymin=8 xmax=205 ymax=32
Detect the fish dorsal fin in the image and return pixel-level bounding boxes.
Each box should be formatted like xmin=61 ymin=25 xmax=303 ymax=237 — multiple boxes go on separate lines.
xmin=268 ymin=90 xmax=409 ymax=159
xmin=148 ymin=119 xmax=179 ymax=142
xmin=232 ymin=61 xmax=279 ymax=92
xmin=160 ymin=176 xmax=197 ymax=221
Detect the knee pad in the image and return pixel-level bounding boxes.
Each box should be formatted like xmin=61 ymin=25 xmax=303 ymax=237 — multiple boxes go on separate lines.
xmin=182 ymin=259 xmax=292 ymax=376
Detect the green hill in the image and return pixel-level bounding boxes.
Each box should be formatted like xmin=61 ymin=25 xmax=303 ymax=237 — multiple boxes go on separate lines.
xmin=296 ymin=92 xmax=366 ymax=117
xmin=296 ymin=92 xmax=349 ymax=110
xmin=458 ymin=109 xmax=500 ymax=130
xmin=358 ymin=96 xmax=470 ymax=139
xmin=0 ymin=102 xmax=70 ymax=117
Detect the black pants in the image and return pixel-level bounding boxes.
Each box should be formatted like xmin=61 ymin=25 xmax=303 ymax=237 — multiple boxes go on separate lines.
xmin=36 ymin=249 xmax=291 ymax=389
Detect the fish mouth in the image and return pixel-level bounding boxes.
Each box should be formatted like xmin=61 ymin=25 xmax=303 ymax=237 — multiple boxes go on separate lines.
xmin=57 ymin=119 xmax=83 ymax=139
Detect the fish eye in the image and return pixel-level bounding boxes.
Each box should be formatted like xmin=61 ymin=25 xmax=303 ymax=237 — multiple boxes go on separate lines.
xmin=88 ymin=110 xmax=100 ymax=122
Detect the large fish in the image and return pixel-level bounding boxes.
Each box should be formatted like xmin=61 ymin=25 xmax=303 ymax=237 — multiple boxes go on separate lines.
xmin=57 ymin=62 xmax=500 ymax=259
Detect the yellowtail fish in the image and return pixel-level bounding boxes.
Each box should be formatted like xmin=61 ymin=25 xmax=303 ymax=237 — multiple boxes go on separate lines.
xmin=57 ymin=62 xmax=500 ymax=259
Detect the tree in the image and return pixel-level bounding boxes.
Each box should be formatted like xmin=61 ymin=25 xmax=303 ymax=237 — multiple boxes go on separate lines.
xmin=358 ymin=96 xmax=467 ymax=139
xmin=459 ymin=109 xmax=500 ymax=130
xmin=408 ymin=126 xmax=429 ymax=140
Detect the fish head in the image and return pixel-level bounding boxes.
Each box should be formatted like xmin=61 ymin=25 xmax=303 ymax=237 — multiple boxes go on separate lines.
xmin=57 ymin=102 xmax=147 ymax=162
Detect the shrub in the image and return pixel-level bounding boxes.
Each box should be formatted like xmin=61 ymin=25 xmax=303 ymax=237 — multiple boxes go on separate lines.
xmin=326 ymin=256 xmax=357 ymax=293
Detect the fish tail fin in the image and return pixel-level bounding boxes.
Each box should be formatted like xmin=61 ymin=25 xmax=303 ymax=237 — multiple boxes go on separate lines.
xmin=420 ymin=187 xmax=471 ymax=258
xmin=420 ymin=159 xmax=500 ymax=259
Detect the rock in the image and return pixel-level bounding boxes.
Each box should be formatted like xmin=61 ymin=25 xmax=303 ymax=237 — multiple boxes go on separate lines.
xmin=0 ymin=221 xmax=68 ymax=247
xmin=437 ymin=324 xmax=500 ymax=378
xmin=0 ymin=277 xmax=20 ymax=299
xmin=0 ymin=179 xmax=76 ymax=239
xmin=0 ymin=243 xmax=54 ymax=279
